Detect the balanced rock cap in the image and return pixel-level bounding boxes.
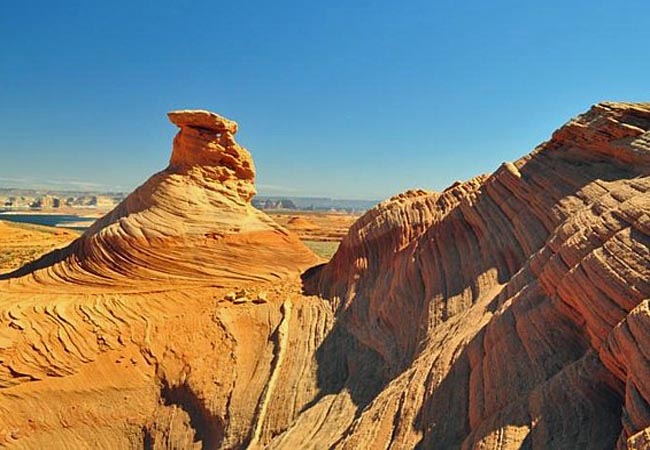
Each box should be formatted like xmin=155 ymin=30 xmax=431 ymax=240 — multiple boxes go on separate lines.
xmin=168 ymin=109 xmax=238 ymax=134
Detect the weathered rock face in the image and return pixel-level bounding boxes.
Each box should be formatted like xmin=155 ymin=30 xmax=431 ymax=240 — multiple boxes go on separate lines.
xmin=1 ymin=103 xmax=650 ymax=450
xmin=297 ymin=102 xmax=650 ymax=449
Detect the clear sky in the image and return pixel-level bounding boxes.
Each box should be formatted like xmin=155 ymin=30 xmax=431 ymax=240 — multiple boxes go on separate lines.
xmin=1 ymin=0 xmax=649 ymax=200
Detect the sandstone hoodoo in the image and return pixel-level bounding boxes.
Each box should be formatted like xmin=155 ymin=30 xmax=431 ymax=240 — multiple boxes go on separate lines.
xmin=3 ymin=109 xmax=319 ymax=289
xmin=1 ymin=103 xmax=650 ymax=449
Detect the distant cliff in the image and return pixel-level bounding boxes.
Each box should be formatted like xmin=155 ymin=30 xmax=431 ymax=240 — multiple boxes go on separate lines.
xmin=0 ymin=188 xmax=124 ymax=210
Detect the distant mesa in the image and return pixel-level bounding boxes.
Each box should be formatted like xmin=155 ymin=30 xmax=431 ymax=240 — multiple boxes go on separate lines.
xmin=252 ymin=198 xmax=298 ymax=210
xmin=0 ymin=191 xmax=123 ymax=210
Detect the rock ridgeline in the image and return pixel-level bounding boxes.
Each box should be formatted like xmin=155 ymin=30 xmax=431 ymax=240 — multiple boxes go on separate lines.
xmin=1 ymin=103 xmax=650 ymax=449
xmin=297 ymin=102 xmax=650 ymax=449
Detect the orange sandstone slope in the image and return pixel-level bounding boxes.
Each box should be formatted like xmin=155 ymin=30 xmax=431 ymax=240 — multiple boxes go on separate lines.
xmin=2 ymin=110 xmax=318 ymax=290
xmin=0 ymin=111 xmax=324 ymax=449
xmin=1 ymin=103 xmax=650 ymax=450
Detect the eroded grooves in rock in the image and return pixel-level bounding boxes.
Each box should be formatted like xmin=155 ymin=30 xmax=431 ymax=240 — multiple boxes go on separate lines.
xmin=298 ymin=102 xmax=650 ymax=449
xmin=1 ymin=103 xmax=650 ymax=450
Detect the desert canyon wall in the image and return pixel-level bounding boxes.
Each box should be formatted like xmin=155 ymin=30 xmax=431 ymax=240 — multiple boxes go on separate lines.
xmin=1 ymin=103 xmax=650 ymax=449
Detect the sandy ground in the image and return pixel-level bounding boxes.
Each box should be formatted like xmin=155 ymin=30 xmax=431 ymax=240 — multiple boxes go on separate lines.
xmin=0 ymin=220 xmax=80 ymax=273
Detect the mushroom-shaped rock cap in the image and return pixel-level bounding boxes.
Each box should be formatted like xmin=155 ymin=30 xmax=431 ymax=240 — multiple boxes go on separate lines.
xmin=167 ymin=109 xmax=238 ymax=134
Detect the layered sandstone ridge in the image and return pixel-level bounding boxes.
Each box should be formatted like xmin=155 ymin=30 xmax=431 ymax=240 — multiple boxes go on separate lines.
xmin=288 ymin=102 xmax=650 ymax=449
xmin=1 ymin=103 xmax=650 ymax=450
xmin=2 ymin=110 xmax=318 ymax=290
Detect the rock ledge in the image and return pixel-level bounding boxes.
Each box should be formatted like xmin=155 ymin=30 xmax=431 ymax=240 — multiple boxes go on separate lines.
xmin=168 ymin=109 xmax=238 ymax=134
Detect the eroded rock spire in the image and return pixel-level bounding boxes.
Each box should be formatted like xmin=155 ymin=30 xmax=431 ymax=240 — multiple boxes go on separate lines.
xmin=168 ymin=109 xmax=256 ymax=202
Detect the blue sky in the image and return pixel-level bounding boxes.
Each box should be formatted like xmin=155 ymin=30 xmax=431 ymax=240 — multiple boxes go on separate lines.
xmin=1 ymin=0 xmax=649 ymax=199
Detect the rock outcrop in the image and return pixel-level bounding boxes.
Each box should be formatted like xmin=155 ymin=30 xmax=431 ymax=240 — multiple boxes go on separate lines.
xmin=2 ymin=110 xmax=318 ymax=290
xmin=1 ymin=103 xmax=650 ymax=449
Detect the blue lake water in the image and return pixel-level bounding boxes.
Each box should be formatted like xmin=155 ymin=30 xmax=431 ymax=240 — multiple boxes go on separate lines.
xmin=0 ymin=213 xmax=94 ymax=230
